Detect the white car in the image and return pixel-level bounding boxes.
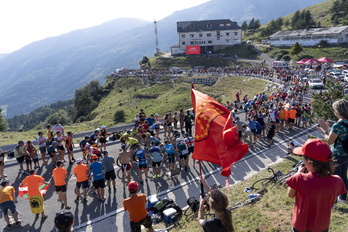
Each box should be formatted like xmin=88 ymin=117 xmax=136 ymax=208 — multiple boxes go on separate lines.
xmin=309 ymin=79 xmax=324 ymax=89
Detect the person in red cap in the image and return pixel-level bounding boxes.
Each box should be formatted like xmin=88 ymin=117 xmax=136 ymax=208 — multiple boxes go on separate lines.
xmin=123 ymin=181 xmax=154 ymax=232
xmin=286 ymin=139 xmax=346 ymax=232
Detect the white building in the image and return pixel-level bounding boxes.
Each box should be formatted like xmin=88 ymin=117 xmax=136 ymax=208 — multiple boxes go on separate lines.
xmin=270 ymin=26 xmax=348 ymax=47
xmin=171 ymin=19 xmax=242 ymax=55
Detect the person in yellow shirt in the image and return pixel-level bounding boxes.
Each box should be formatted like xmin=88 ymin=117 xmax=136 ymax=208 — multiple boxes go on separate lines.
xmin=0 ymin=179 xmax=21 ymax=229
xmin=53 ymin=161 xmax=70 ymax=210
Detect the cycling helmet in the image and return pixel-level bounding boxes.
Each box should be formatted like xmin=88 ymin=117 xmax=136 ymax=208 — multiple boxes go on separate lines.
xmin=145 ymin=132 xmax=151 ymax=136
xmin=176 ymin=138 xmax=181 ymax=142
xmin=184 ymin=132 xmax=189 ymax=137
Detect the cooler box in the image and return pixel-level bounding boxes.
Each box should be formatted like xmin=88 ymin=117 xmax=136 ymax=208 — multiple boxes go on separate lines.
xmin=147 ymin=195 xmax=159 ymax=209
xmin=163 ymin=208 xmax=177 ymax=224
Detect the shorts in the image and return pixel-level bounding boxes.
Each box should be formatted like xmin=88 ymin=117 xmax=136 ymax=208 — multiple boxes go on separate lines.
xmin=93 ymin=178 xmax=106 ymax=189
xmin=25 ymin=158 xmax=32 ymax=164
xmin=105 ymin=170 xmax=116 ymax=180
xmin=58 ymin=145 xmax=65 ymax=151
xmin=33 ymin=158 xmax=39 ymax=163
xmin=138 ymin=164 xmax=147 ymax=170
xmin=179 ymin=154 xmax=188 ymax=160
xmin=256 ymin=129 xmax=262 ymax=135
xmin=152 ymin=161 xmax=162 ymax=167
xmin=188 ymin=146 xmax=194 ymax=154
xmin=167 ymin=154 xmax=175 ymax=164
xmin=121 ymin=163 xmax=132 ymax=172
xmin=99 ymin=138 xmax=107 ymax=143
xmin=76 ymin=180 xmax=89 ymax=189
xmin=66 ymin=145 xmax=73 ymax=152
xmin=251 ymin=129 xmax=256 ymax=135
xmin=288 ymin=118 xmax=295 ymax=124
xmin=238 ymin=131 xmax=242 ymax=138
xmin=39 ymin=146 xmax=47 ymax=153
xmin=0 ymin=201 xmax=16 ymax=216
xmin=48 ymin=151 xmax=55 ymax=158
xmin=55 ymin=185 xmax=67 ymax=192
xmin=275 ymin=118 xmax=280 ymax=124
xmin=16 ymin=156 xmax=24 ymax=164
xmin=0 ymin=161 xmax=3 ymax=166
xmin=130 ymin=214 xmax=153 ymax=232
xmin=267 ymin=134 xmax=274 ymax=140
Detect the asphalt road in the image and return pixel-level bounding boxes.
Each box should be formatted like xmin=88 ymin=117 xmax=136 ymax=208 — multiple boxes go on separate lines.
xmin=0 ymin=82 xmax=318 ymax=231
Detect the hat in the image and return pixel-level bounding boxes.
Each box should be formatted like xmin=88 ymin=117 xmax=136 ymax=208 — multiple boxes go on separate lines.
xmin=52 ymin=141 xmax=58 ymax=146
xmin=56 ymin=160 xmax=63 ymax=167
xmin=102 ymin=151 xmax=108 ymax=155
xmin=55 ymin=210 xmax=74 ymax=229
xmin=293 ymin=139 xmax=332 ymax=162
xmin=1 ymin=179 xmax=9 ymax=187
xmin=176 ymin=138 xmax=181 ymax=142
xmin=121 ymin=144 xmax=126 ymax=150
xmin=76 ymin=158 xmax=83 ymax=164
xmin=101 ymin=125 xmax=106 ymax=129
xmin=91 ymin=155 xmax=98 ymax=160
xmin=128 ymin=181 xmax=138 ymax=192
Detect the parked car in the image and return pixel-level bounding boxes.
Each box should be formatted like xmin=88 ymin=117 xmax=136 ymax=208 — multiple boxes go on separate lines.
xmin=309 ymin=79 xmax=325 ymax=89
xmin=344 ymin=74 xmax=348 ymax=82
xmin=331 ymin=73 xmax=345 ymax=80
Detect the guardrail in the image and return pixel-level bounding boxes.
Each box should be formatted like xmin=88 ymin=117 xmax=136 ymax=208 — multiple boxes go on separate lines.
xmin=0 ymin=123 xmax=134 ymax=152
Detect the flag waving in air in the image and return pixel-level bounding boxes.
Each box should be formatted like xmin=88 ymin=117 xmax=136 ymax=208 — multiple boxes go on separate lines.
xmin=191 ymin=88 xmax=248 ymax=177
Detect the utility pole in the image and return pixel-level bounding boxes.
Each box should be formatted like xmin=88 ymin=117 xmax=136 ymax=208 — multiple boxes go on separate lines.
xmin=154 ymin=20 xmax=160 ymax=56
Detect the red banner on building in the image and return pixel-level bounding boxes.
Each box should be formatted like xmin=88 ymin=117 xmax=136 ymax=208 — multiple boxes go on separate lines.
xmin=186 ymin=46 xmax=200 ymax=55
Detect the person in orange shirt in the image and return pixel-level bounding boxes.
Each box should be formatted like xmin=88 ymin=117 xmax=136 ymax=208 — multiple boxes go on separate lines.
xmin=123 ymin=181 xmax=154 ymax=232
xmin=288 ymin=107 xmax=297 ymax=130
xmin=279 ymin=108 xmax=285 ymax=131
xmin=20 ymin=170 xmax=49 ymax=217
xmin=53 ymin=161 xmax=70 ymax=210
xmin=0 ymin=179 xmax=21 ymax=229
xmin=73 ymin=158 xmax=89 ymax=204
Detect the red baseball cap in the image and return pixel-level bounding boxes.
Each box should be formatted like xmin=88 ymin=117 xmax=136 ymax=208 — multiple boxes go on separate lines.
xmin=91 ymin=155 xmax=98 ymax=160
xmin=293 ymin=139 xmax=332 ymax=162
xmin=128 ymin=181 xmax=138 ymax=192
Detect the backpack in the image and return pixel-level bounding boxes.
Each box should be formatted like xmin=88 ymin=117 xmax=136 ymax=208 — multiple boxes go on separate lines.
xmin=334 ymin=121 xmax=348 ymax=154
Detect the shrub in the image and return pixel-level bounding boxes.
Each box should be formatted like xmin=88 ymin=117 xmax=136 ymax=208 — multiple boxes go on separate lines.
xmin=114 ymin=110 xmax=125 ymax=123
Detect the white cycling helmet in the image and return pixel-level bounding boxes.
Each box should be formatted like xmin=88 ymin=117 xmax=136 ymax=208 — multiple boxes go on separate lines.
xmin=176 ymin=138 xmax=181 ymax=142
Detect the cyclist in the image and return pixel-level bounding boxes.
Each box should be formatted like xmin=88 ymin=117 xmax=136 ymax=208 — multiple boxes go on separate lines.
xmin=184 ymin=132 xmax=195 ymax=167
xmin=79 ymin=136 xmax=90 ymax=160
xmin=164 ymin=140 xmax=175 ymax=171
xmin=175 ymin=138 xmax=189 ymax=171
xmin=134 ymin=144 xmax=148 ymax=184
xmin=149 ymin=141 xmax=163 ymax=179
xmin=119 ymin=144 xmax=132 ymax=188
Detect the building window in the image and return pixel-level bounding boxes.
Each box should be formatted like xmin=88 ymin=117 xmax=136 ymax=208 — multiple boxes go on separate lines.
xmin=226 ymin=32 xmax=230 ymax=36
xmin=208 ymin=40 xmax=212 ymax=44
xmin=181 ymin=34 xmax=185 ymax=38
xmin=207 ymin=33 xmax=212 ymax=37
xmin=207 ymin=22 xmax=212 ymax=27
xmin=234 ymin=32 xmax=238 ymax=36
xmin=219 ymin=23 xmax=224 ymax=26
xmin=190 ymin=41 xmax=194 ymax=45
xmin=190 ymin=34 xmax=194 ymax=38
xmin=226 ymin=23 xmax=231 ymax=26
xmin=182 ymin=42 xmax=186 ymax=45
xmin=199 ymin=34 xmax=203 ymax=37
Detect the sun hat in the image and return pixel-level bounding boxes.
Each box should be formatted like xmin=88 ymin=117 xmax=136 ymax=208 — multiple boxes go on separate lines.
xmin=293 ymin=139 xmax=332 ymax=162
xmin=76 ymin=158 xmax=83 ymax=164
xmin=128 ymin=181 xmax=138 ymax=193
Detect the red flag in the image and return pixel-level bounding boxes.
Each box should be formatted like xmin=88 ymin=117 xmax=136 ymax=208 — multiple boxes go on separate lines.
xmin=191 ymin=88 xmax=248 ymax=176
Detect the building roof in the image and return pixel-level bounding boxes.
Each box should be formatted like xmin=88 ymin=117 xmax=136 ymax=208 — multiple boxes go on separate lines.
xmin=177 ymin=19 xmax=241 ymax=33
xmin=270 ymin=26 xmax=348 ymax=38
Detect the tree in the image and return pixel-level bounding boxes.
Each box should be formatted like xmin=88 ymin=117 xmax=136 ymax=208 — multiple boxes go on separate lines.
xmin=139 ymin=56 xmax=151 ymax=70
xmin=290 ymin=42 xmax=303 ymax=56
xmin=254 ymin=20 xmax=261 ymax=30
xmin=241 ymin=21 xmax=248 ymax=30
xmin=0 ymin=108 xmax=7 ymax=131
xmin=248 ymin=18 xmax=255 ymax=30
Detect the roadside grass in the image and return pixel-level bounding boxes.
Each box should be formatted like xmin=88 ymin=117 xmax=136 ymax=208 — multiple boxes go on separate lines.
xmin=0 ymin=76 xmax=274 ymax=146
xmin=153 ymin=155 xmax=348 ymax=232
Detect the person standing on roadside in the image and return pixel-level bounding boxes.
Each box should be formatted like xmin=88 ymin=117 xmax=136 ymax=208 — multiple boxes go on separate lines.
xmin=184 ymin=132 xmax=195 ymax=167
xmin=99 ymin=126 xmax=108 ymax=152
xmin=164 ymin=140 xmax=175 ymax=171
xmin=73 ymin=158 xmax=89 ymax=204
xmin=48 ymin=141 xmax=59 ymax=167
xmin=52 ymin=121 xmax=64 ymax=135
xmin=65 ymin=132 xmax=75 ymax=164
xmin=20 ymin=170 xmax=49 ymax=218
xmin=286 ymin=139 xmax=346 ymax=232
xmin=52 ymin=161 xmax=70 ymax=210
xmin=101 ymin=151 xmax=116 ymax=191
xmin=0 ymin=179 xmax=21 ymax=230
xmin=179 ymin=109 xmax=185 ymax=133
xmin=134 ymin=144 xmax=148 ymax=184
xmin=89 ymin=155 xmax=106 ymax=201
xmin=319 ymin=99 xmax=348 ymax=203
xmin=55 ymin=131 xmax=66 ymax=162
xmin=0 ymin=148 xmax=5 ymax=181
xmin=123 ymin=181 xmax=154 ymax=232
xmin=149 ymin=142 xmax=163 ymax=179
xmin=37 ymin=132 xmax=48 ymax=165
xmin=119 ymin=144 xmax=132 ymax=188
xmin=46 ymin=124 xmax=54 ymax=146
xmin=184 ymin=110 xmax=193 ymax=136
xmin=14 ymin=141 xmax=29 ymax=174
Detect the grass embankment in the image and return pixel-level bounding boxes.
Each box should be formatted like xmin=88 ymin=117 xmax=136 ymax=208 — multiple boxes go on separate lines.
xmin=155 ymin=155 xmax=348 ymax=232
xmin=0 ymin=76 xmax=273 ymax=146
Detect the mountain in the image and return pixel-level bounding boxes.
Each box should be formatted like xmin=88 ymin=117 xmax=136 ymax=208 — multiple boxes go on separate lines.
xmin=0 ymin=0 xmax=327 ymax=117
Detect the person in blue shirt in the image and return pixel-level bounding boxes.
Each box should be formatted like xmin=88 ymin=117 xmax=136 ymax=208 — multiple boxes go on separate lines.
xmin=149 ymin=142 xmax=163 ymax=179
xmin=164 ymin=140 xmax=175 ymax=171
xmin=248 ymin=118 xmax=257 ymax=143
xmin=145 ymin=114 xmax=155 ymax=126
xmin=134 ymin=144 xmax=148 ymax=184
xmin=176 ymin=138 xmax=189 ymax=171
xmin=89 ymin=155 xmax=105 ymax=201
xmin=255 ymin=120 xmax=263 ymax=142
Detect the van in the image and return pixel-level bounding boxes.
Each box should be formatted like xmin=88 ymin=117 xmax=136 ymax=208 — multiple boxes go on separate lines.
xmin=272 ymin=61 xmax=288 ymax=68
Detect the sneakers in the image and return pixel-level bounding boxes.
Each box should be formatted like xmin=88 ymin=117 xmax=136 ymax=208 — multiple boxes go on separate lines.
xmin=75 ymin=197 xmax=79 ymax=203
xmin=5 ymin=224 xmax=12 ymax=230
xmin=83 ymin=198 xmax=88 ymax=204
xmin=65 ymin=206 xmax=71 ymax=210
xmin=14 ymin=221 xmax=21 ymax=227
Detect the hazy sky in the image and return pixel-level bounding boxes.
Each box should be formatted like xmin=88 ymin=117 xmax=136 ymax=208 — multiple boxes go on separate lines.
xmin=0 ymin=0 xmax=210 ymax=53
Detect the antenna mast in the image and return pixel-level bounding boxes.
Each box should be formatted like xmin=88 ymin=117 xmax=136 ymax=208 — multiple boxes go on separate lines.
xmin=154 ymin=20 xmax=160 ymax=56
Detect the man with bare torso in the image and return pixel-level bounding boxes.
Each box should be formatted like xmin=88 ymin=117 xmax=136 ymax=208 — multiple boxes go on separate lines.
xmin=119 ymin=144 xmax=132 ymax=188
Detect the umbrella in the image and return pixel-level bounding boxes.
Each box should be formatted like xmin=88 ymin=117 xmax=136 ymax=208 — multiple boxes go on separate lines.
xmin=317 ymin=57 xmax=334 ymax=63
xmin=305 ymin=59 xmax=318 ymax=64
xmin=296 ymin=59 xmax=309 ymax=64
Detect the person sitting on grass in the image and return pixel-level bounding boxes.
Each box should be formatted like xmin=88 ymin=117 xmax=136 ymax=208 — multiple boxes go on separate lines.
xmin=198 ymin=177 xmax=234 ymax=232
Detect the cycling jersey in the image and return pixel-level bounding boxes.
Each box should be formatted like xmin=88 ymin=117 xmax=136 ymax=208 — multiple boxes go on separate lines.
xmin=135 ymin=149 xmax=147 ymax=165
xmin=149 ymin=146 xmax=162 ymax=162
xmin=164 ymin=144 xmax=175 ymax=154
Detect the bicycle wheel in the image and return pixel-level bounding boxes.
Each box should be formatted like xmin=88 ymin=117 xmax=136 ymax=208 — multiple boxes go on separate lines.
xmin=183 ymin=206 xmax=194 ymax=217
xmin=116 ymin=157 xmax=122 ymax=167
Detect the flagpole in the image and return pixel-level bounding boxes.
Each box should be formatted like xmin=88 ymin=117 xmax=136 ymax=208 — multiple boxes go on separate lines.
xmin=199 ymin=160 xmax=205 ymax=197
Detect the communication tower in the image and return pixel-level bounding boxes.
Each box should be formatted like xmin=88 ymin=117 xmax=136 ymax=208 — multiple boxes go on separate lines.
xmin=154 ymin=20 xmax=160 ymax=56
